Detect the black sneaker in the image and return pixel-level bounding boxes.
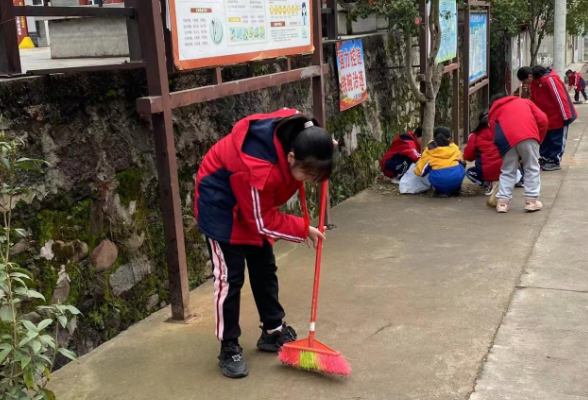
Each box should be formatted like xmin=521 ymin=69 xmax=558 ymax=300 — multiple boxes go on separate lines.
xmin=257 ymin=323 xmax=297 ymax=352
xmin=542 ymin=162 xmax=561 ymax=171
xmin=219 ymin=342 xmax=249 ymax=378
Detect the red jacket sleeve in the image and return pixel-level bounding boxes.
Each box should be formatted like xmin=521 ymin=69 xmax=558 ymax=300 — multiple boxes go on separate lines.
xmin=463 ymin=134 xmax=477 ymax=162
xmin=529 ymin=102 xmax=549 ymax=143
xmin=231 ymin=174 xmax=308 ymax=243
xmin=546 ymin=75 xmax=574 ymax=121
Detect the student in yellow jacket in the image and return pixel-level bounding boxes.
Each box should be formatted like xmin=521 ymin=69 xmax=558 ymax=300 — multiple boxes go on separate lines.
xmin=415 ymin=127 xmax=466 ymax=196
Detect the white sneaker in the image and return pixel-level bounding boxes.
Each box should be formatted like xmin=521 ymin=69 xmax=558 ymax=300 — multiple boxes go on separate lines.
xmin=584 ymin=100 xmax=588 ymax=104
xmin=391 ymin=177 xmax=401 ymax=185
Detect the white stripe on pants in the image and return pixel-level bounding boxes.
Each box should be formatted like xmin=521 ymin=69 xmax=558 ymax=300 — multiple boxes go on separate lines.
xmin=210 ymin=239 xmax=229 ymax=340
xmin=497 ymin=139 xmax=541 ymax=200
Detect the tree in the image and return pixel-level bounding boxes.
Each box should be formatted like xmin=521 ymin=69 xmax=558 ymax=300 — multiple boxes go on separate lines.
xmin=491 ymin=0 xmax=588 ymax=66
xmin=490 ymin=0 xmax=553 ymax=66
xmin=563 ymin=0 xmax=588 ymax=36
xmin=354 ymin=0 xmax=446 ymax=143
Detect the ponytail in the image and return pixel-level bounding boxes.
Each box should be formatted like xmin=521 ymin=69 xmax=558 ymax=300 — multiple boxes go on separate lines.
xmin=531 ymin=66 xmax=549 ymax=78
xmin=472 ymin=111 xmax=489 ymax=133
xmin=428 ymin=126 xmax=452 ymax=150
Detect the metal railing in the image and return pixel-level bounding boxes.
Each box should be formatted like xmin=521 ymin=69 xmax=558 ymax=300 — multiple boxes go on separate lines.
xmin=0 ymin=0 xmax=143 ymax=76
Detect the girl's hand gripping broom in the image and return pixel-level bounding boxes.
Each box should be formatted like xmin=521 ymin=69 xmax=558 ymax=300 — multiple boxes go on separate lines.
xmin=277 ymin=180 xmax=351 ymax=375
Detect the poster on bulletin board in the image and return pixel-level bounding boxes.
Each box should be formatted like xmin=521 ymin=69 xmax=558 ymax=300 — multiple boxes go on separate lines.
xmin=169 ymin=0 xmax=315 ymax=70
xmin=469 ymin=12 xmax=488 ymax=83
xmin=336 ymin=39 xmax=368 ymax=111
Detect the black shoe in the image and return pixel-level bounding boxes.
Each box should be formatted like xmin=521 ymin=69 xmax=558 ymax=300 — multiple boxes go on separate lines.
xmin=257 ymin=323 xmax=297 ymax=352
xmin=219 ymin=342 xmax=249 ymax=378
xmin=542 ymin=162 xmax=561 ymax=171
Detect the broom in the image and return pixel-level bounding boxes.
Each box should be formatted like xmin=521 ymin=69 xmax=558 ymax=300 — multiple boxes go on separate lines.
xmin=278 ymin=180 xmax=351 ymax=376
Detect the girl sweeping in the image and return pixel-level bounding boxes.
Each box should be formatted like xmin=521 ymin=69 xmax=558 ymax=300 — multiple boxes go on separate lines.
xmin=415 ymin=127 xmax=465 ymax=197
xmin=566 ymin=69 xmax=588 ymax=104
xmin=194 ymin=109 xmax=335 ymax=379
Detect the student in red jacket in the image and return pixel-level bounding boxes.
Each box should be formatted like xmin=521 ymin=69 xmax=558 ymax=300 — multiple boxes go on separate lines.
xmin=380 ymin=127 xmax=422 ymax=183
xmin=489 ymin=94 xmax=548 ymax=213
xmin=463 ymin=112 xmax=502 ymax=196
xmin=517 ymin=66 xmax=577 ymax=171
xmin=566 ymin=69 xmax=588 ymax=103
xmin=194 ymin=109 xmax=335 ymax=378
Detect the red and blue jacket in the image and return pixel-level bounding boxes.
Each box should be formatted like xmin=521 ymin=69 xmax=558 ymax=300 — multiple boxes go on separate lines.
xmin=194 ymin=109 xmax=309 ymax=246
xmin=463 ymin=126 xmax=502 ymax=182
xmin=568 ymin=71 xmax=586 ymax=91
xmin=380 ymin=131 xmax=421 ymax=178
xmin=530 ymin=69 xmax=577 ymax=130
xmin=489 ymin=96 xmax=549 ymax=157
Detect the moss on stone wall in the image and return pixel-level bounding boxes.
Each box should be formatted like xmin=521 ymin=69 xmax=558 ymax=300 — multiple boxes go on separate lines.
xmin=0 ymin=32 xmax=470 ymax=362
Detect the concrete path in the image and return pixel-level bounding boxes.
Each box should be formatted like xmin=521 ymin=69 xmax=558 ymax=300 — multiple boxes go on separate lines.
xmin=469 ymin=102 xmax=588 ymax=398
xmin=50 ymin=97 xmax=588 ymax=400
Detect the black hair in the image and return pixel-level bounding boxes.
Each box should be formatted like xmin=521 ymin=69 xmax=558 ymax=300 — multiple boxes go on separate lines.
xmin=275 ymin=115 xmax=334 ymax=182
xmin=566 ymin=69 xmax=574 ymax=75
xmin=414 ymin=127 xmax=423 ymax=138
xmin=517 ymin=66 xmax=549 ymax=81
xmin=472 ymin=111 xmax=489 ymax=133
xmin=428 ymin=126 xmax=452 ymax=149
xmin=490 ymin=93 xmax=507 ymax=107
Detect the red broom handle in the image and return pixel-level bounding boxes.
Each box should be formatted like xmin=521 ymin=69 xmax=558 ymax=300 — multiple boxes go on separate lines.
xmin=308 ymin=180 xmax=328 ymax=345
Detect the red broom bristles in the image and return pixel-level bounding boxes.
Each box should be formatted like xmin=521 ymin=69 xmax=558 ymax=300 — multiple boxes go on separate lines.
xmin=277 ymin=346 xmax=302 ymax=368
xmin=317 ymin=352 xmax=352 ymax=375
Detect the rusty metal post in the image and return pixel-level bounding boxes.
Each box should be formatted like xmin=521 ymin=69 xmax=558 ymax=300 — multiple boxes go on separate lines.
xmin=137 ymin=0 xmax=192 ymax=322
xmin=311 ymin=0 xmax=331 ymax=227
xmin=124 ymin=0 xmax=142 ymax=62
xmin=0 ymin=0 xmax=22 ymax=75
xmin=419 ymin=0 xmax=429 ymax=125
xmin=158 ymin=0 xmax=175 ymax=74
xmin=484 ymin=4 xmax=490 ymax=111
xmin=462 ymin=5 xmax=471 ymax=139
xmin=212 ymin=67 xmax=222 ymax=84
xmin=453 ymin=22 xmax=461 ymax=143
xmin=453 ymin=67 xmax=461 ymax=142
xmin=311 ymin=0 xmax=325 ymax=126
xmin=324 ymin=0 xmax=338 ymax=40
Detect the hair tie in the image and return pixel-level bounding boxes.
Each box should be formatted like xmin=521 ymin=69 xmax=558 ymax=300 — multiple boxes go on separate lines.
xmin=304 ymin=121 xmax=314 ymax=129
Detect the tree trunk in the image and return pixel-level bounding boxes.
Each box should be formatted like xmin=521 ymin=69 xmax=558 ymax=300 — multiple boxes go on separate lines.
xmin=529 ymin=30 xmax=538 ymax=66
xmin=422 ymin=99 xmax=436 ymax=144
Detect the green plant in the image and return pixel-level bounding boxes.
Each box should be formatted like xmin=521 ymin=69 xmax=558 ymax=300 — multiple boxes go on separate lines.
xmin=491 ymin=0 xmax=588 ymax=66
xmin=0 ymin=132 xmax=80 ymax=400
